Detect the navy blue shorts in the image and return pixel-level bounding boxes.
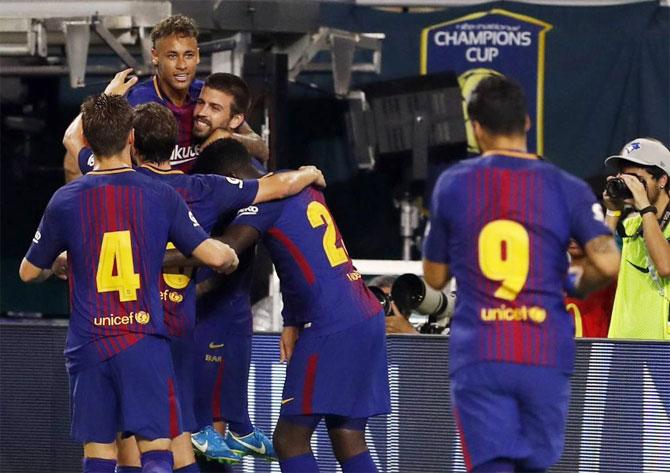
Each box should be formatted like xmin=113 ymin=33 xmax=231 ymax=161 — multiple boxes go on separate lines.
xmin=193 ymin=318 xmax=252 ymax=430
xmin=68 ymin=336 xmax=182 ymax=444
xmin=450 ymin=362 xmax=570 ymax=471
xmin=170 ymin=332 xmax=197 ymax=433
xmin=280 ymin=313 xmax=390 ymax=418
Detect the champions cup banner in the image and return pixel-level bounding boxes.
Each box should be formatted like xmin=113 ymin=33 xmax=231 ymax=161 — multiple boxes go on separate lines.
xmin=421 ymin=9 xmax=552 ymax=155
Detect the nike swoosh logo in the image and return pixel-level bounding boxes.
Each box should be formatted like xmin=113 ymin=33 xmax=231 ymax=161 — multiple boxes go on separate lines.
xmin=232 ymin=435 xmax=266 ymax=455
xmin=281 ymin=397 xmax=295 ymax=405
xmin=208 ymin=342 xmax=225 ymax=349
xmin=627 ymin=260 xmax=650 ymax=273
xmin=192 ymin=439 xmax=208 ymax=453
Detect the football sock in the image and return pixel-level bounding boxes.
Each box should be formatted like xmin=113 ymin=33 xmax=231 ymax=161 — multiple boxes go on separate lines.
xmin=140 ymin=450 xmax=174 ymax=473
xmin=83 ymin=458 xmax=116 ymax=473
xmin=279 ymin=452 xmax=319 ymax=473
xmin=340 ymin=451 xmax=377 ymax=473
xmin=115 ymin=467 xmax=142 ymax=473
xmin=174 ymin=463 xmax=201 ymax=472
xmin=228 ymin=419 xmax=254 ymax=437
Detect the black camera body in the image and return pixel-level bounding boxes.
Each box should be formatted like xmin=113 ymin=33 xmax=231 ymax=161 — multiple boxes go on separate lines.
xmin=605 ymin=175 xmax=645 ymax=200
xmin=368 ymin=285 xmax=393 ymax=317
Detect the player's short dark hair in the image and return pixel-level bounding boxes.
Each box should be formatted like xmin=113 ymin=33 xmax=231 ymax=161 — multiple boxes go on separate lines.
xmin=150 ymin=14 xmax=198 ymax=47
xmin=81 ymin=94 xmax=134 ymax=158
xmin=192 ymin=138 xmax=252 ymax=176
xmin=204 ymin=73 xmax=250 ymax=116
xmin=132 ymin=103 xmax=177 ymax=165
xmin=467 ymin=76 xmax=527 ymax=136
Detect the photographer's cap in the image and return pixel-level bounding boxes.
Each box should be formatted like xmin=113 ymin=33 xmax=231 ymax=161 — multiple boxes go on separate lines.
xmin=605 ymin=138 xmax=670 ymax=174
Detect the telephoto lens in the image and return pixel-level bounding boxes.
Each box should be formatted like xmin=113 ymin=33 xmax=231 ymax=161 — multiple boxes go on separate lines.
xmin=391 ymin=273 xmax=456 ymax=323
xmin=368 ymin=285 xmax=393 ymax=317
xmin=605 ymin=178 xmax=633 ymax=200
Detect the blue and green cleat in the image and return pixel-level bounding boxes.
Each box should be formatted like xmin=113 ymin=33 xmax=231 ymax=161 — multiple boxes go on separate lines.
xmin=191 ymin=425 xmax=242 ymax=464
xmin=224 ymin=428 xmax=278 ymax=462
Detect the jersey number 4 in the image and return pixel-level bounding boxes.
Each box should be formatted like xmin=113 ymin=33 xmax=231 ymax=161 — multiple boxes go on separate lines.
xmin=478 ymin=219 xmax=529 ymax=301
xmin=307 ymin=201 xmax=349 ymax=267
xmin=96 ymin=230 xmax=140 ymax=302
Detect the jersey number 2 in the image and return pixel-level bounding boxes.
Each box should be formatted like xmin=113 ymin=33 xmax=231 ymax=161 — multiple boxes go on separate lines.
xmin=307 ymin=201 xmax=349 ymax=267
xmin=96 ymin=230 xmax=140 ymax=302
xmin=478 ymin=220 xmax=529 ymax=301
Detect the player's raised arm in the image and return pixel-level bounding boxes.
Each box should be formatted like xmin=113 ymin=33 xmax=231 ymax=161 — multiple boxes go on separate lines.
xmin=423 ymin=260 xmax=451 ymax=291
xmin=191 ymin=239 xmax=239 ymax=274
xmin=232 ymin=121 xmax=269 ymax=163
xmin=253 ymin=166 xmax=326 ymax=203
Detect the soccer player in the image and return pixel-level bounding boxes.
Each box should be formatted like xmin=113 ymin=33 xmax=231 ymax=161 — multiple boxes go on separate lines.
xmin=62 ymin=70 xmax=326 ymax=471
xmin=186 ymin=139 xmax=281 ymax=463
xmin=63 ymin=14 xmax=268 ymax=180
xmin=19 ymin=93 xmax=238 ymax=473
xmin=189 ymin=142 xmax=391 ymax=473
xmin=422 ymin=76 xmax=620 ymax=473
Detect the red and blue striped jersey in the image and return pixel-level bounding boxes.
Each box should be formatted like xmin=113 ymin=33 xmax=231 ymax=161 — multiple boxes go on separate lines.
xmin=232 ymin=187 xmax=382 ymax=334
xmin=25 ymin=168 xmax=209 ymax=372
xmin=127 ymin=77 xmax=203 ymax=173
xmin=423 ymin=151 xmax=610 ymax=374
xmin=135 ymin=164 xmax=259 ymax=336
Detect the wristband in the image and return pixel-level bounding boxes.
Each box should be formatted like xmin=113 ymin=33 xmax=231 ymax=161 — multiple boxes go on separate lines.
xmin=606 ymin=209 xmax=622 ymax=217
xmin=639 ymin=205 xmax=657 ymax=216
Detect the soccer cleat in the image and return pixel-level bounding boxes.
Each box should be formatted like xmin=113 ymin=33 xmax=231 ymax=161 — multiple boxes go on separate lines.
xmin=225 ymin=428 xmax=278 ymax=461
xmin=191 ymin=425 xmax=242 ymax=464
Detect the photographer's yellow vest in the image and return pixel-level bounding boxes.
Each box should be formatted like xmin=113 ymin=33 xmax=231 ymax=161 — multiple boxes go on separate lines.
xmin=608 ymin=215 xmax=670 ymax=340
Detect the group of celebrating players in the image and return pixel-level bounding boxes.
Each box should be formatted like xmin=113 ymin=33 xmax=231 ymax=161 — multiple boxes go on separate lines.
xmin=20 ymin=14 xmax=390 ymax=473
xmin=18 ymin=10 xmax=638 ymax=473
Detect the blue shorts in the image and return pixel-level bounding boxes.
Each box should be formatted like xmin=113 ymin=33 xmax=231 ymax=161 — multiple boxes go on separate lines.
xmin=193 ymin=318 xmax=252 ymax=430
xmin=280 ymin=313 xmax=390 ymax=418
xmin=68 ymin=336 xmax=182 ymax=444
xmin=170 ymin=332 xmax=197 ymax=433
xmin=450 ymin=362 xmax=570 ymax=471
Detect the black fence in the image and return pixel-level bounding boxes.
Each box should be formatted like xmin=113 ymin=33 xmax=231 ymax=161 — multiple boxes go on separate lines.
xmin=1 ymin=319 xmax=668 ymax=473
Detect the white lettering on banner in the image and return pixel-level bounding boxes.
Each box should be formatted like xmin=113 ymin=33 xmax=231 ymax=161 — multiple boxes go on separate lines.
xmin=466 ymin=47 xmax=500 ymax=63
xmin=643 ymin=365 xmax=670 ymax=472
xmin=434 ymin=30 xmax=532 ymax=47
xmin=578 ymin=343 xmax=612 ymax=472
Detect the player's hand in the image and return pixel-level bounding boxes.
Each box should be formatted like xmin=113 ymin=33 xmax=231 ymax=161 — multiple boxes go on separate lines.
xmin=299 ymin=166 xmax=326 ymax=188
xmin=619 ymin=173 xmax=651 ymax=210
xmin=104 ymin=68 xmax=138 ymax=97
xmin=50 ymin=251 xmax=68 ymax=280
xmin=217 ymin=244 xmax=239 ymax=275
xmin=201 ymin=128 xmax=233 ymax=150
xmin=602 ymin=175 xmax=626 ymax=211
xmin=280 ymin=326 xmax=299 ymax=363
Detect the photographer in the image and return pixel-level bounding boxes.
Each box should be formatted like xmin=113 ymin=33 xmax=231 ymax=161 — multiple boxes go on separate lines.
xmin=369 ymin=275 xmax=420 ymax=335
xmin=603 ymin=138 xmax=670 ymax=340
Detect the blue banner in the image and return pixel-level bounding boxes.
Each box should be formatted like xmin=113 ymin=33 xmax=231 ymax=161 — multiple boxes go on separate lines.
xmin=421 ymin=9 xmax=552 ymax=155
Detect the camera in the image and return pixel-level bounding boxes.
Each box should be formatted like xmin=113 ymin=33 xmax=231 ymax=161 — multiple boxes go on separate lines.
xmin=391 ymin=273 xmax=456 ymax=324
xmin=368 ymin=285 xmax=393 ymax=317
xmin=605 ymin=175 xmax=645 ymax=200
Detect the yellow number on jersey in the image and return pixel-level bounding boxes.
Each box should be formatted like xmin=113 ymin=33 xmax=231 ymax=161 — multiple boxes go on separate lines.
xmin=307 ymin=201 xmax=349 ymax=267
xmin=96 ymin=230 xmax=141 ymax=302
xmin=162 ymin=242 xmax=191 ymax=289
xmin=478 ymin=220 xmax=529 ymax=301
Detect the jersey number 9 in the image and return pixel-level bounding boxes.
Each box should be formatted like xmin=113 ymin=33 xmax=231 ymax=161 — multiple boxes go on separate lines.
xmin=478 ymin=219 xmax=529 ymax=301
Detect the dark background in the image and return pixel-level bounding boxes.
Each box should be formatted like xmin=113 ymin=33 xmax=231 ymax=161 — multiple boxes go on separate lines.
xmin=2 ymin=1 xmax=668 ymax=315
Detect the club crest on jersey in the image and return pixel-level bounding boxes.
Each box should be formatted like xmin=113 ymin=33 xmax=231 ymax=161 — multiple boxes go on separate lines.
xmin=87 ymin=154 xmax=95 ymax=167
xmin=32 ymin=230 xmax=41 ymax=244
xmin=225 ymin=177 xmax=243 ymax=188
xmin=237 ymin=205 xmax=259 ymax=216
xmin=188 ymin=211 xmax=200 ymax=227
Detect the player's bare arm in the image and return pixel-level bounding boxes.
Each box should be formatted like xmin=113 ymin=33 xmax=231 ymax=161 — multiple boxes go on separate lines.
xmin=279 ymin=326 xmax=299 ymax=363
xmin=570 ymin=235 xmax=620 ymax=296
xmin=191 ymin=238 xmax=239 ymax=274
xmin=62 ymin=69 xmax=139 ymax=181
xmin=253 ymin=166 xmax=326 ymax=204
xmin=232 ymin=122 xmax=270 ymax=163
xmin=19 ymin=252 xmax=67 ymax=283
xmin=423 ymin=259 xmax=451 ymax=291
